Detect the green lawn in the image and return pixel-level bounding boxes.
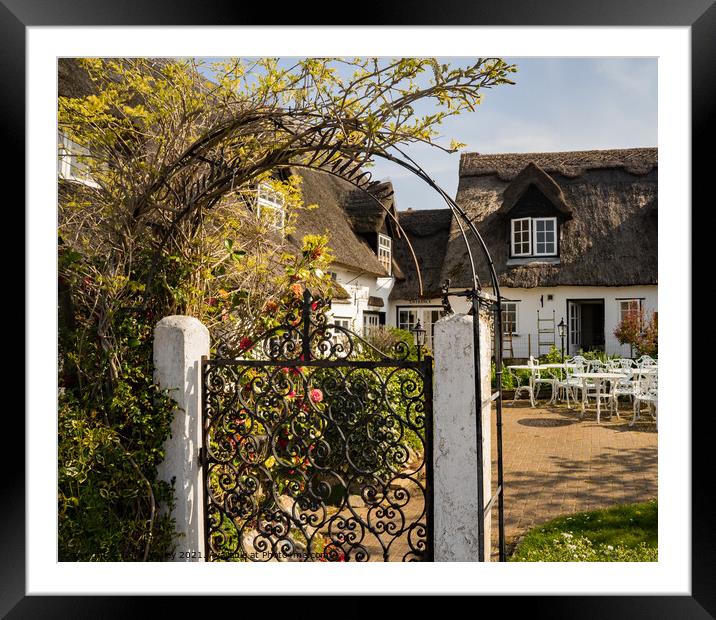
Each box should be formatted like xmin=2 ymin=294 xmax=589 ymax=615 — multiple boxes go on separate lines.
xmin=510 ymin=500 xmax=658 ymax=562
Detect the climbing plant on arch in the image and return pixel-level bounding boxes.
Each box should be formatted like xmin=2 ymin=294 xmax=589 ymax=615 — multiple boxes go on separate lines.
xmin=57 ymin=57 xmax=515 ymax=560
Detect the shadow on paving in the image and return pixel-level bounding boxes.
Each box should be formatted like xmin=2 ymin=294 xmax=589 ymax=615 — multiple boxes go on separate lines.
xmin=490 ymin=401 xmax=658 ymax=560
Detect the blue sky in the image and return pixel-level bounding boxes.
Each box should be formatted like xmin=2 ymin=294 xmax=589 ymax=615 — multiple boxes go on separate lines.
xmin=369 ymin=57 xmax=657 ymax=210
xmin=199 ymin=57 xmax=657 ymax=210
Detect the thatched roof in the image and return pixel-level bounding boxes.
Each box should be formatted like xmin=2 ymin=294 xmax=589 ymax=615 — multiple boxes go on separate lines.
xmin=460 ymin=147 xmax=658 ymax=181
xmin=58 ymin=58 xmax=96 ymax=98
xmin=58 ymin=57 xmax=179 ymax=100
xmin=442 ymin=148 xmax=658 ymax=289
xmin=287 ymin=167 xmax=390 ymax=277
xmin=341 ymin=181 xmax=398 ymax=236
xmin=391 ymin=208 xmax=453 ymax=300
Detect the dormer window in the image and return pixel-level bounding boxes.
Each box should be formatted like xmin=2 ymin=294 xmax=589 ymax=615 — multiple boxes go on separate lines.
xmin=378 ymin=234 xmax=392 ymax=275
xmin=256 ymin=182 xmax=285 ymax=230
xmin=510 ymin=216 xmax=557 ymax=258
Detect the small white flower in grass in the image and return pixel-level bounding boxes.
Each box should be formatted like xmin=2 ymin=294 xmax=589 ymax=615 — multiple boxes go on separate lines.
xmin=607 ymin=545 xmax=614 ymax=550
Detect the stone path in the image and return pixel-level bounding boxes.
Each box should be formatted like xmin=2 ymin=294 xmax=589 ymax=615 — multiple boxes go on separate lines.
xmin=491 ymin=400 xmax=658 ymax=557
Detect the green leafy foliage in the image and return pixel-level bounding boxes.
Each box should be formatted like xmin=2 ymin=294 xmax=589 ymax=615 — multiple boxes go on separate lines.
xmin=58 ymin=254 xmax=179 ymax=560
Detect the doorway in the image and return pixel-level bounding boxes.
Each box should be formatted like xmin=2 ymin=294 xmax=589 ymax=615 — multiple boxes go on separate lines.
xmin=567 ymin=299 xmax=605 ymax=355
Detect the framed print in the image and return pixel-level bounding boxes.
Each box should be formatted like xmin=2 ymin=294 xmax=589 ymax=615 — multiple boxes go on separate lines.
xmin=9 ymin=0 xmax=715 ymax=615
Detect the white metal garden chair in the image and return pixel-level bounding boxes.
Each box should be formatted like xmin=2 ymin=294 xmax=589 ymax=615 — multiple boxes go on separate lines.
xmin=605 ymin=358 xmax=621 ymax=372
xmin=609 ymin=374 xmax=637 ymax=417
xmin=636 ymin=354 xmax=657 ymax=368
xmin=556 ymin=357 xmax=586 ymax=409
xmin=511 ymin=363 xmax=536 ymax=408
xmin=529 ymin=356 xmax=557 ymax=404
xmin=632 ymin=371 xmax=658 ymax=428
xmin=617 ymin=358 xmax=636 ymax=371
xmin=587 ymin=358 xmax=607 ymax=372
xmin=578 ymin=358 xmax=615 ymax=414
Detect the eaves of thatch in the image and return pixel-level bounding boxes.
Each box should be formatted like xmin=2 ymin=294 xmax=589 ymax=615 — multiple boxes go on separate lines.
xmin=287 ymin=167 xmax=390 ymax=277
xmin=391 ymin=208 xmax=453 ymax=300
xmin=442 ymin=148 xmax=658 ymax=290
xmin=341 ymin=180 xmax=399 ymax=237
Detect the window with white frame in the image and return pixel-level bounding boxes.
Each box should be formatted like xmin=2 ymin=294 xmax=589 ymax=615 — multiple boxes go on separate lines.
xmin=378 ymin=234 xmax=392 ymax=275
xmin=501 ymin=301 xmax=518 ymax=335
xmin=510 ymin=216 xmax=558 ymax=257
xmin=511 ymin=218 xmax=531 ymax=256
xmin=619 ymin=299 xmax=642 ymax=323
xmin=363 ymin=313 xmax=381 ymax=337
xmin=398 ymin=309 xmax=418 ymax=333
xmin=58 ymin=131 xmax=92 ymax=183
xmin=333 ymin=317 xmax=352 ymax=329
xmin=256 ymin=182 xmax=286 ymax=230
xmin=397 ymin=307 xmax=441 ymax=350
xmin=533 ymin=217 xmax=557 ymax=255
xmin=331 ymin=317 xmax=352 ymax=345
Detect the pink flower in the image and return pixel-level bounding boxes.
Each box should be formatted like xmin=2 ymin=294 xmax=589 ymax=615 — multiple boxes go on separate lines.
xmin=311 ymin=301 xmax=319 ymax=311
xmin=287 ymin=390 xmax=296 ymax=399
xmin=310 ymin=388 xmax=323 ymax=403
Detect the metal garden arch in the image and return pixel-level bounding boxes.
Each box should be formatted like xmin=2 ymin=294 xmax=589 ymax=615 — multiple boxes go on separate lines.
xmin=199 ymin=145 xmax=506 ymax=562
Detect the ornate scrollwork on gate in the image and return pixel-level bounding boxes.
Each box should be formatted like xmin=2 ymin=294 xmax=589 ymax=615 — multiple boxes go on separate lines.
xmin=203 ymin=291 xmax=433 ymax=561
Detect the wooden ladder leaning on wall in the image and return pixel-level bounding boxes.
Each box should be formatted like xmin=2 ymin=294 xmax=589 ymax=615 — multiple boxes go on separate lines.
xmin=537 ymin=309 xmax=556 ymax=357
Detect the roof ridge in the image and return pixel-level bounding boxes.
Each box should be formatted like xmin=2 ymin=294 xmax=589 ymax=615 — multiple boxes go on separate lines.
xmin=459 ymin=147 xmax=658 ymax=181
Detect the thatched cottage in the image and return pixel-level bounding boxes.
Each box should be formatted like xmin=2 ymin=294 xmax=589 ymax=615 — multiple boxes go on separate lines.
xmin=390 ymin=147 xmax=658 ymax=358
xmin=288 ymin=168 xmax=402 ymax=334
xmin=58 ymin=59 xmax=658 ymax=356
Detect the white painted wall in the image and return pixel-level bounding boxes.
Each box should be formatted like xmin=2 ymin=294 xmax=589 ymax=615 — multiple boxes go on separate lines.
xmin=390 ymin=284 xmax=657 ymax=357
xmin=444 ymin=285 xmax=657 ymax=358
xmin=328 ymin=264 xmax=394 ymax=333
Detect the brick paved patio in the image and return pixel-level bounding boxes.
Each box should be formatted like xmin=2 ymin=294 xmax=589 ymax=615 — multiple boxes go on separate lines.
xmin=491 ymin=399 xmax=658 ymax=557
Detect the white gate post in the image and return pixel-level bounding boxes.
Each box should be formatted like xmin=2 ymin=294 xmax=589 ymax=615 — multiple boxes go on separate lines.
xmin=433 ymin=312 xmax=493 ymax=561
xmin=154 ymin=316 xmax=209 ymax=561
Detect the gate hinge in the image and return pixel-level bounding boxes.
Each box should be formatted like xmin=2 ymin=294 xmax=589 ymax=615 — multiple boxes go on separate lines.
xmin=198 ymin=446 xmax=207 ymax=467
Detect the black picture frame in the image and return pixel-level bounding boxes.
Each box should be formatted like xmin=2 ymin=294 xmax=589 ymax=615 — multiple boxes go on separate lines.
xmin=7 ymin=0 xmax=713 ymax=615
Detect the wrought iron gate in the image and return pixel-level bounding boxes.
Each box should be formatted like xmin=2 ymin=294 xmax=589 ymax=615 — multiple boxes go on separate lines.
xmin=201 ymin=291 xmax=433 ymax=561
